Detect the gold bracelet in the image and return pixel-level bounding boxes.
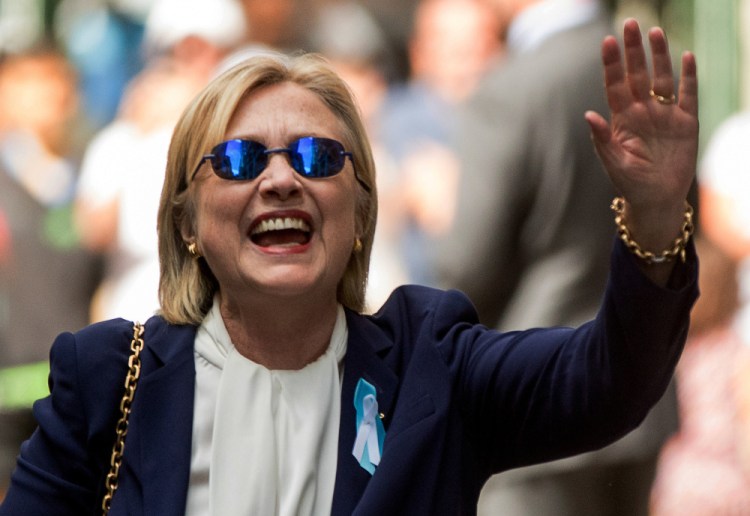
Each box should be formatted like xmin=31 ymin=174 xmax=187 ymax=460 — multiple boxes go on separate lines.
xmin=610 ymin=196 xmax=694 ymax=264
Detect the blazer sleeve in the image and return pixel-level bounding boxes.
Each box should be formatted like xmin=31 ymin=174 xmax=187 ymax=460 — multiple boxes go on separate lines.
xmin=433 ymin=238 xmax=698 ymax=475
xmin=0 ymin=320 xmax=133 ymax=516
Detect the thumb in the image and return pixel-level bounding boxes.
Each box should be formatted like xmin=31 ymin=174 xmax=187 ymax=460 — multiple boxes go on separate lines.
xmin=584 ymin=110 xmax=611 ymax=145
xmin=584 ymin=111 xmax=619 ymax=180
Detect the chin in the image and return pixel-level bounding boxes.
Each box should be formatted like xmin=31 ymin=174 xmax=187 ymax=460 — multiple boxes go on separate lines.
xmin=252 ymin=268 xmax=335 ymax=299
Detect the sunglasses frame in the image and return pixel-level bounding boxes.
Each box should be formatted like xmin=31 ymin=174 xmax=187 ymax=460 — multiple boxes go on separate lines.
xmin=190 ymin=136 xmax=371 ymax=192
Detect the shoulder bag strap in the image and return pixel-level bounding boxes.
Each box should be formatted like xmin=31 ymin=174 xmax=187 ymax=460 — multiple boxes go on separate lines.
xmin=101 ymin=322 xmax=145 ymax=515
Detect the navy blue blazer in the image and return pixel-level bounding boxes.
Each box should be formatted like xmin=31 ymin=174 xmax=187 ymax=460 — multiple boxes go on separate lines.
xmin=0 ymin=241 xmax=698 ymax=515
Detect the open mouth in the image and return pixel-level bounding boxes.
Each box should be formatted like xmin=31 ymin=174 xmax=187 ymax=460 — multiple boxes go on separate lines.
xmin=250 ymin=217 xmax=312 ymax=248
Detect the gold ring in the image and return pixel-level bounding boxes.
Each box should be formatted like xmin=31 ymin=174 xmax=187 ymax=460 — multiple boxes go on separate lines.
xmin=649 ymin=89 xmax=676 ymax=105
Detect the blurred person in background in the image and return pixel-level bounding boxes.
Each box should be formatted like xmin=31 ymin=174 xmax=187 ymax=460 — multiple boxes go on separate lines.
xmin=74 ymin=0 xmax=247 ymax=323
xmin=647 ymin=109 xmax=750 ymax=515
xmin=214 ymin=0 xmax=307 ymax=76
xmin=698 ymin=109 xmax=750 ymax=451
xmin=649 ymin=233 xmax=750 ymax=515
xmin=0 ymin=47 xmax=100 ymax=497
xmin=54 ymin=0 xmax=149 ymax=130
xmin=238 ymin=0 xmax=301 ymax=51
xmin=308 ymin=1 xmax=409 ymax=309
xmin=698 ymin=111 xmax=750 ymax=352
xmin=379 ymin=0 xmax=504 ymax=287
xmin=437 ymin=1 xmax=679 ymax=515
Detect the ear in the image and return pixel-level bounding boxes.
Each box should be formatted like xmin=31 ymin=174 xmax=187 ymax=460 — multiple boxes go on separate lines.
xmin=179 ymin=215 xmax=195 ymax=245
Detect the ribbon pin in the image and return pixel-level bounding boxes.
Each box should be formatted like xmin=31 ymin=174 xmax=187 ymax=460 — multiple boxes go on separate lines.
xmin=352 ymin=378 xmax=385 ymax=475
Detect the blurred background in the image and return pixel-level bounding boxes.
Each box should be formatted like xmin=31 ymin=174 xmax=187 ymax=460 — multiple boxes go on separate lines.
xmin=1 ymin=0 xmax=749 ymax=513
xmin=0 ymin=0 xmax=745 ymax=146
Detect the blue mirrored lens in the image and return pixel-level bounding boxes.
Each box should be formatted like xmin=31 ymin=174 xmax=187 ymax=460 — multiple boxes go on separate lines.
xmin=211 ymin=140 xmax=267 ymax=180
xmin=289 ymin=137 xmax=346 ymax=178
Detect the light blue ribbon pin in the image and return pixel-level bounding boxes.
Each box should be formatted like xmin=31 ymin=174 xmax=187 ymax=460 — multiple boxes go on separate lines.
xmin=352 ymin=378 xmax=385 ymax=475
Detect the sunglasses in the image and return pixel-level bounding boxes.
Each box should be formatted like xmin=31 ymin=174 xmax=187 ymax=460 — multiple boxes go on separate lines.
xmin=190 ymin=136 xmax=370 ymax=191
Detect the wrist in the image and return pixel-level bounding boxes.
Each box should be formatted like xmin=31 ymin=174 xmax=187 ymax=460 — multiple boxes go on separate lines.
xmin=611 ymin=196 xmax=694 ymax=264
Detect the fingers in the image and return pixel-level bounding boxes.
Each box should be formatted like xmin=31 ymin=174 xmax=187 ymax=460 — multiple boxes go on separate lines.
xmin=648 ymin=27 xmax=675 ymax=100
xmin=678 ymin=51 xmax=698 ymax=116
xmin=622 ymin=19 xmax=651 ymax=101
xmin=601 ymin=35 xmax=628 ymax=112
xmin=601 ymin=19 xmax=653 ymax=112
xmin=602 ymin=19 xmax=693 ymax=112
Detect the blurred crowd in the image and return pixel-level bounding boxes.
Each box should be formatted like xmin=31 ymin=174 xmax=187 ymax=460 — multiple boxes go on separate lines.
xmin=1 ymin=0 xmax=749 ymax=513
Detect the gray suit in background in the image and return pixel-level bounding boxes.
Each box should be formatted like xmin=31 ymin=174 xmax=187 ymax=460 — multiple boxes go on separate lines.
xmin=438 ymin=5 xmax=677 ymax=516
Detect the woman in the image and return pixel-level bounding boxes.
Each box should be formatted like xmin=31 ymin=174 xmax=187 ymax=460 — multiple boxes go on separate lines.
xmin=0 ymin=19 xmax=698 ymax=515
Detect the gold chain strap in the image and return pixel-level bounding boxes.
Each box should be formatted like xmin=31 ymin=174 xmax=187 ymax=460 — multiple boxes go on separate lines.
xmin=611 ymin=196 xmax=694 ymax=265
xmin=101 ymin=322 xmax=145 ymax=515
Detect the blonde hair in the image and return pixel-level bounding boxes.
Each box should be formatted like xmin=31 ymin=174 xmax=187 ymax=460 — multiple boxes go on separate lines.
xmin=157 ymin=53 xmax=378 ymax=325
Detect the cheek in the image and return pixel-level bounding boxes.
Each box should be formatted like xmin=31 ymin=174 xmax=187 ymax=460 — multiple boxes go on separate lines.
xmin=331 ymin=190 xmax=359 ymax=234
xmin=196 ymin=188 xmax=242 ymax=232
xmin=192 ymin=189 xmax=249 ymax=262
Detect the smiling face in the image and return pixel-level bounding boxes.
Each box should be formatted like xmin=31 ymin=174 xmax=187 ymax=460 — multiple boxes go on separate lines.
xmin=185 ymin=81 xmax=360 ymax=310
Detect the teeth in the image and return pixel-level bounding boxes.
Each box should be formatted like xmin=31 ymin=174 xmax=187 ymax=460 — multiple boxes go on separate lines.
xmin=252 ymin=217 xmax=311 ymax=235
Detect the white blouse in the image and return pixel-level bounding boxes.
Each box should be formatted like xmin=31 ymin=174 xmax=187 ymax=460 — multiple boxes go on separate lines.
xmin=185 ymin=300 xmax=348 ymax=515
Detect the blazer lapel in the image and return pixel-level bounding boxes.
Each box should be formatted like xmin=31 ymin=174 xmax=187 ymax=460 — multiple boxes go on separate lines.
xmin=117 ymin=312 xmax=398 ymax=515
xmin=124 ymin=317 xmax=197 ymax=516
xmin=331 ymin=310 xmax=398 ymax=516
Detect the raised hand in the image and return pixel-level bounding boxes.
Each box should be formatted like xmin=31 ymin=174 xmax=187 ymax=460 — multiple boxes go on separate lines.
xmin=585 ymin=19 xmax=698 ymax=282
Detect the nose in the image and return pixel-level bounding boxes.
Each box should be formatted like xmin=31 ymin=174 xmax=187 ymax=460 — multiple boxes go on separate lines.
xmin=258 ymin=152 xmax=302 ymax=200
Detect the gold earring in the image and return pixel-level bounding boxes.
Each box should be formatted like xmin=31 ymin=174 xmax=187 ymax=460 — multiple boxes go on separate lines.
xmin=353 ymin=238 xmax=363 ymax=253
xmin=187 ymin=242 xmax=200 ymax=258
